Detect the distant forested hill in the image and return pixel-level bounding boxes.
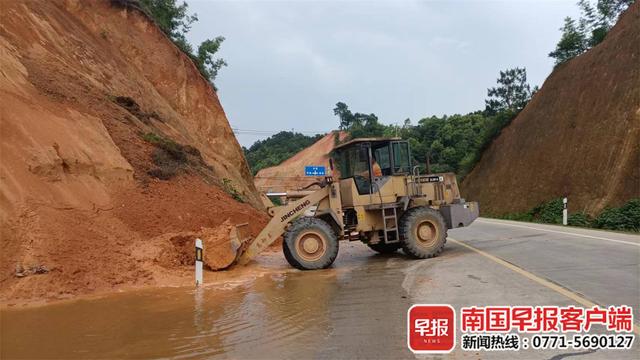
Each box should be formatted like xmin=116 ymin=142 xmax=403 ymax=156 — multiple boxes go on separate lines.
xmin=243 ymin=132 xmax=324 ymax=174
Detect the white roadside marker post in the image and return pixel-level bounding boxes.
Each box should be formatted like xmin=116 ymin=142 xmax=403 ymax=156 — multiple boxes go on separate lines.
xmin=195 ymin=238 xmax=203 ymax=286
xmin=562 ymin=197 xmax=568 ymax=226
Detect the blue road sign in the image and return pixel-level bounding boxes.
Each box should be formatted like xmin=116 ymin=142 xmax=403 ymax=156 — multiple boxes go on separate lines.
xmin=304 ymin=166 xmax=326 ymax=176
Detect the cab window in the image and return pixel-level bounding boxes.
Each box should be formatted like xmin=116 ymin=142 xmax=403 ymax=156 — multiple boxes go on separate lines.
xmin=334 ymin=145 xmax=374 ymax=195
xmin=392 ymin=142 xmax=410 ymax=173
xmin=372 ymin=144 xmax=392 ymax=176
xmin=335 ymin=145 xmax=369 ymax=179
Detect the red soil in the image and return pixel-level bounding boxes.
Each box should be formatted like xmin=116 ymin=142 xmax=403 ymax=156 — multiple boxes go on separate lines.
xmin=0 ymin=0 xmax=269 ymax=305
xmin=462 ymin=3 xmax=640 ymax=215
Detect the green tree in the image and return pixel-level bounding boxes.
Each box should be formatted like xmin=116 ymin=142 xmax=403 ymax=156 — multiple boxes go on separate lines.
xmin=139 ymin=0 xmax=196 ymax=39
xmin=549 ymin=17 xmax=589 ymax=65
xmin=485 ymin=68 xmax=537 ymax=115
xmin=327 ymin=73 xmax=533 ymax=180
xmin=138 ymin=0 xmax=227 ymax=86
xmin=584 ymin=0 xmax=635 ymax=45
xmin=196 ymin=37 xmax=227 ymax=82
xmin=334 ymin=102 xmax=354 ymax=130
xmin=550 ymin=0 xmax=634 ymax=65
xmin=349 ymin=113 xmax=386 ymax=138
xmin=333 ymin=102 xmax=385 ymax=138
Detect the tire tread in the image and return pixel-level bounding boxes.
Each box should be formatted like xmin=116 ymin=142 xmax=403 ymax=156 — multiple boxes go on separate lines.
xmin=399 ymin=207 xmax=447 ymax=259
xmin=283 ymin=217 xmax=339 ymax=270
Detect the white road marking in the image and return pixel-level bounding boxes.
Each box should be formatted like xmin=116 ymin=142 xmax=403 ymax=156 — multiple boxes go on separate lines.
xmin=477 ymin=219 xmax=640 ymax=247
xmin=449 ymin=237 xmax=640 ymax=335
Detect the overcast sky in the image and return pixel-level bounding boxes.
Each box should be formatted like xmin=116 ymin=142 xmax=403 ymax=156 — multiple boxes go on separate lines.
xmin=187 ymin=0 xmax=580 ymax=147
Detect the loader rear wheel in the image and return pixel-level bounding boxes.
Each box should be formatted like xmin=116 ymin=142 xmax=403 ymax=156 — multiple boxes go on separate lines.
xmin=283 ymin=217 xmax=338 ymax=270
xmin=367 ymin=242 xmax=400 ymax=254
xmin=399 ymin=207 xmax=447 ymax=259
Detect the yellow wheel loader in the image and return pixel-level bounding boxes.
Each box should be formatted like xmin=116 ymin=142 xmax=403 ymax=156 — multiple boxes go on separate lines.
xmin=233 ymin=138 xmax=479 ymax=270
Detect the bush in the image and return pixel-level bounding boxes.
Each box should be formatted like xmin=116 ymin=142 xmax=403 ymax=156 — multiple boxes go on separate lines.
xmin=112 ymin=96 xmax=161 ymax=123
xmin=567 ymin=213 xmax=592 ymax=227
xmin=593 ymin=199 xmax=640 ymax=232
xmin=497 ymin=198 xmax=565 ymax=224
xmin=142 ymin=132 xmax=202 ymax=180
xmin=495 ymin=198 xmax=563 ymax=225
xmin=494 ymin=198 xmax=639 ymax=232
xmin=535 ymin=198 xmax=564 ymax=224
xmin=143 ymin=132 xmax=187 ymax=162
xmin=222 ymin=178 xmax=244 ymax=203
xmin=499 ymin=212 xmax=534 ymax=222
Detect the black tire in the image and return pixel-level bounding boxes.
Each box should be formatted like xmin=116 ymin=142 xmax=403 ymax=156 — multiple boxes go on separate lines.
xmin=399 ymin=207 xmax=447 ymax=259
xmin=367 ymin=242 xmax=401 ymax=254
xmin=283 ymin=217 xmax=339 ymax=270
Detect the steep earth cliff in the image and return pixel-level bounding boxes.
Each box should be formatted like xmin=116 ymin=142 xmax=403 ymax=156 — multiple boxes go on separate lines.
xmin=0 ymin=0 xmax=267 ymax=304
xmin=462 ymin=3 xmax=640 ymax=216
xmin=254 ymin=131 xmax=347 ymax=193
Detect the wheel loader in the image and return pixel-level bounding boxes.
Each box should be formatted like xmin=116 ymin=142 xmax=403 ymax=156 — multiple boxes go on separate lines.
xmin=233 ymin=137 xmax=479 ymax=270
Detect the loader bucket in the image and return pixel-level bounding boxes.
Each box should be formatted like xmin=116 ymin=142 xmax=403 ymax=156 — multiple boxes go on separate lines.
xmin=229 ymin=223 xmax=252 ymax=263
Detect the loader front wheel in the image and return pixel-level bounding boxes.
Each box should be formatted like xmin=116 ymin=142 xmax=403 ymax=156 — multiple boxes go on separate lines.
xmin=399 ymin=207 xmax=447 ymax=259
xmin=283 ymin=217 xmax=338 ymax=270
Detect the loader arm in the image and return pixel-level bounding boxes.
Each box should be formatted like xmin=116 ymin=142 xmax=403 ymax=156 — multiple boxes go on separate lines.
xmin=236 ymin=186 xmax=331 ymax=264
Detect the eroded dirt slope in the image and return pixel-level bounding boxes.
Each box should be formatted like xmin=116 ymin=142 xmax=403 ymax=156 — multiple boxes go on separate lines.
xmin=254 ymin=131 xmax=347 ymax=193
xmin=0 ymin=0 xmax=267 ymax=304
xmin=462 ymin=3 xmax=640 ymax=216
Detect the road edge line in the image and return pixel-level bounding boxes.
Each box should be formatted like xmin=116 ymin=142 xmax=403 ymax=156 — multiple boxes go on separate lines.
xmin=476 ymin=219 xmax=640 ymax=247
xmin=448 ymin=237 xmax=640 ymax=335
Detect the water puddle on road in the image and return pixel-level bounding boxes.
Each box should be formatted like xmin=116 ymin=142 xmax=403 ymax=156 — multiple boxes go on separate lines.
xmin=1 ymin=247 xmax=415 ymax=359
xmin=1 ymin=270 xmax=341 ymax=359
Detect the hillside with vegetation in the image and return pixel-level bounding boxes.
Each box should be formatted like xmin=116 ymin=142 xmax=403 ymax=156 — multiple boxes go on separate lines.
xmin=245 ymin=66 xmax=536 ymax=179
xmin=462 ymin=1 xmax=639 ymax=220
xmin=246 ymin=0 xmax=638 ymax=231
xmin=330 ymin=66 xmax=536 ymax=179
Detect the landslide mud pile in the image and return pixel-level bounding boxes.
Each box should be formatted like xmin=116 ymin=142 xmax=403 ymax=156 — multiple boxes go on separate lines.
xmin=254 ymin=131 xmax=347 ymax=193
xmin=462 ymin=3 xmax=640 ymax=216
xmin=0 ymin=0 xmax=267 ymax=304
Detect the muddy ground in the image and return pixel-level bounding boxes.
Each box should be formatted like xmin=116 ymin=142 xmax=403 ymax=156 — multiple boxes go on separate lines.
xmin=2 ymin=222 xmax=638 ymax=359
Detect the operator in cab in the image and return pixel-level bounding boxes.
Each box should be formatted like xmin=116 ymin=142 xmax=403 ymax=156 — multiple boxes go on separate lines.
xmin=371 ymin=156 xmax=383 ymax=178
xmin=361 ymin=155 xmax=383 ymax=179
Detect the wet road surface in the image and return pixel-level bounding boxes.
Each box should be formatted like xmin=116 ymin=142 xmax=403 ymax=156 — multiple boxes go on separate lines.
xmin=2 ymin=219 xmax=639 ymax=359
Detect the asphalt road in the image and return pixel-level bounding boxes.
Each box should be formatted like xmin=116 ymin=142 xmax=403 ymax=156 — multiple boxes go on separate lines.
xmin=317 ymin=218 xmax=640 ymax=359
xmin=2 ymin=218 xmax=639 ymax=359
xmin=437 ymin=218 xmax=640 ymax=359
xmin=450 ymin=218 xmax=640 ymax=320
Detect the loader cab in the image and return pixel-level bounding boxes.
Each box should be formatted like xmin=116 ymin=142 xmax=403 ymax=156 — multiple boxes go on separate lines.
xmin=332 ymin=138 xmax=411 ymax=196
